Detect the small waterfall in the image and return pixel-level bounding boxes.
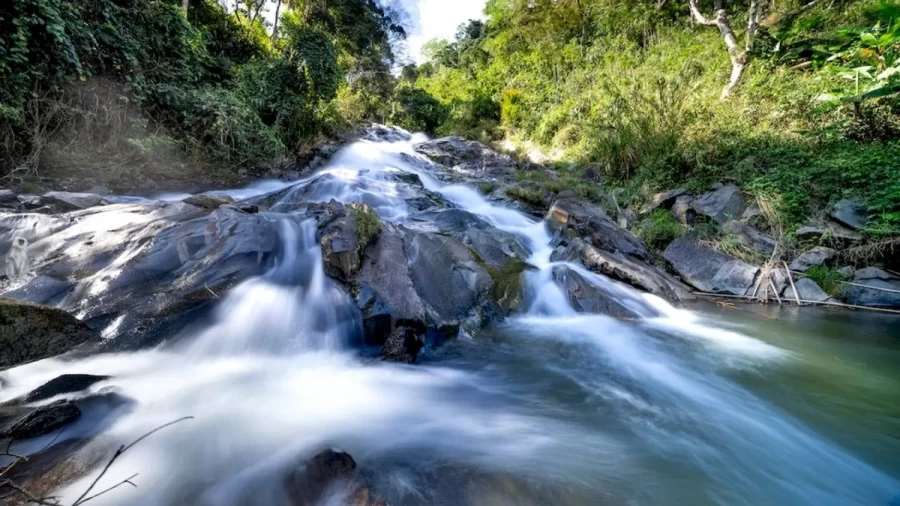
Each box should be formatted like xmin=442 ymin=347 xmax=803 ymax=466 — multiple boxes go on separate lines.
xmin=185 ymin=219 xmax=361 ymax=356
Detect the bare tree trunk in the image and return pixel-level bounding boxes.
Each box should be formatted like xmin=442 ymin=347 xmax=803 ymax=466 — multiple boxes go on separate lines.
xmin=271 ymin=0 xmax=282 ymax=42
xmin=182 ymin=0 xmax=189 ymax=13
xmin=689 ymin=0 xmax=747 ymax=98
xmin=746 ymin=0 xmax=760 ymax=51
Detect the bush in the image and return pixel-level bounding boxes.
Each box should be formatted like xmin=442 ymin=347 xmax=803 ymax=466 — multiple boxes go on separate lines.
xmin=637 ymin=210 xmax=686 ymax=250
xmin=351 ymin=204 xmax=381 ymax=250
xmin=392 ymin=87 xmax=447 ymax=134
xmin=804 ymin=265 xmax=846 ymax=297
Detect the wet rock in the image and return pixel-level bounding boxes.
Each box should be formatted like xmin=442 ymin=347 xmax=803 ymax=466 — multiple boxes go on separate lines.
xmin=690 ymin=184 xmax=745 ymax=225
xmin=0 ymin=298 xmax=99 ymax=370
xmin=642 ymin=189 xmax=686 ymax=213
xmin=829 ymin=199 xmax=868 ymax=230
xmin=4 ymin=400 xmax=81 ymax=439
xmin=2 ymin=275 xmax=73 ymax=306
xmin=0 ymin=190 xmax=16 ymax=206
xmin=552 ymin=265 xmax=645 ymax=319
xmin=18 ymin=374 xmax=110 ymax=404
xmin=285 ymin=449 xmax=357 ymax=506
xmin=546 ymin=196 xmax=650 ymax=261
xmin=182 ymin=194 xmax=236 ymax=210
xmin=17 ymin=194 xmax=42 ymax=209
xmin=670 ymin=195 xmax=696 ymax=225
xmin=842 ymin=268 xmax=900 ymax=307
xmin=722 ymin=220 xmax=777 ymax=257
xmin=554 ymin=238 xmax=694 ymax=302
xmin=786 ymin=278 xmax=832 ymax=303
xmin=381 ymin=326 xmax=425 ymax=364
xmin=789 ymin=247 xmax=837 ymax=272
xmin=414 ymin=136 xmax=522 ymax=183
xmin=320 ymin=212 xmax=362 ymax=283
xmin=43 ymin=191 xmax=106 ymax=211
xmin=663 ymin=236 xmax=759 ymax=295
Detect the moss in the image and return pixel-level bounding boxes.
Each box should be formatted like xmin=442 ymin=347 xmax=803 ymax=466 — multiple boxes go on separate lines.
xmin=487 ymin=258 xmax=528 ymax=313
xmin=504 ymin=185 xmax=548 ymax=208
xmin=350 ymin=204 xmax=381 ymax=250
xmin=476 ymin=182 xmax=497 ymax=194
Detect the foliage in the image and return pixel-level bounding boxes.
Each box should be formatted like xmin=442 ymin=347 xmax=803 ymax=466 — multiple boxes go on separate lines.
xmin=351 ymin=204 xmax=381 ymax=250
xmin=637 ymin=210 xmax=686 ymax=250
xmin=804 ymin=265 xmax=847 ymax=297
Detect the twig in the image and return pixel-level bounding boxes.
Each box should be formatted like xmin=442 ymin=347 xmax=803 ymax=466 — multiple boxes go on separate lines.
xmin=692 ymin=291 xmax=900 ymax=314
xmin=204 ymin=284 xmax=219 ymax=299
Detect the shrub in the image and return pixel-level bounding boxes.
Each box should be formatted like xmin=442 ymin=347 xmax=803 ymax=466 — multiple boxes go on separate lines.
xmin=351 ymin=204 xmax=381 ymax=250
xmin=637 ymin=210 xmax=686 ymax=250
xmin=804 ymin=265 xmax=846 ymax=297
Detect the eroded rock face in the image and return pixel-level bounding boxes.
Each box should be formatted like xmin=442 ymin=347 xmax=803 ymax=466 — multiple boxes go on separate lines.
xmin=690 ymin=184 xmax=745 ymax=225
xmin=547 ymin=196 xmax=650 ymax=261
xmin=663 ymin=236 xmax=759 ymax=295
xmin=3 ymin=400 xmax=81 ymax=439
xmin=0 ymin=299 xmax=99 ymax=370
xmin=842 ymin=268 xmax=900 ymax=307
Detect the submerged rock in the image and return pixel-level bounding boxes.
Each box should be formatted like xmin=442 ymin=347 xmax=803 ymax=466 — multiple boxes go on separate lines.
xmin=3 ymin=400 xmax=81 ymax=439
xmin=663 ymin=236 xmax=759 ymax=295
xmin=285 ymin=449 xmax=357 ymax=506
xmin=789 ymin=247 xmax=837 ymax=272
xmin=381 ymin=326 xmax=425 ymax=364
xmin=842 ymin=268 xmax=900 ymax=307
xmin=0 ymin=298 xmax=99 ymax=370
xmin=690 ymin=184 xmax=745 ymax=225
xmin=17 ymin=374 xmax=110 ymax=404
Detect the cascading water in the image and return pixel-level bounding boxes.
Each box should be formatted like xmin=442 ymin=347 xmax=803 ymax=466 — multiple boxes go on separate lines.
xmin=0 ymin=131 xmax=898 ymax=506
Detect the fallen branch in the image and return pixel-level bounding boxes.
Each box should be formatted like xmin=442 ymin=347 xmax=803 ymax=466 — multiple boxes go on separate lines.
xmin=692 ymin=291 xmax=900 ymax=314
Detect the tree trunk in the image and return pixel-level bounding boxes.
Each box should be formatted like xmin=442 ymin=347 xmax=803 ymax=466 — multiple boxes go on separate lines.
xmin=688 ymin=0 xmax=748 ymax=98
xmin=746 ymin=0 xmax=760 ymax=52
xmin=182 ymin=0 xmax=189 ymax=13
xmin=271 ymin=0 xmax=283 ymax=42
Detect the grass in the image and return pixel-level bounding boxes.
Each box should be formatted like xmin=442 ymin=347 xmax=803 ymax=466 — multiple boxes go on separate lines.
xmin=804 ymin=265 xmax=847 ymax=297
xmin=350 ymin=204 xmax=381 ymax=250
xmin=504 ymin=185 xmax=549 ymax=208
xmin=636 ymin=210 xmax=685 ymax=250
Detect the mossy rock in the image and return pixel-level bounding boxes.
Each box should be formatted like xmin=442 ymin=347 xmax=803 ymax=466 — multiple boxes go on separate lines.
xmin=0 ymin=298 xmax=99 ymax=371
xmin=488 ymin=258 xmax=528 ymax=314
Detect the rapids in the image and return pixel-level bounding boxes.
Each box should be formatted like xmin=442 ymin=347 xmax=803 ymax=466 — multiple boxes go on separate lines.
xmin=0 ymin=131 xmax=898 ymax=506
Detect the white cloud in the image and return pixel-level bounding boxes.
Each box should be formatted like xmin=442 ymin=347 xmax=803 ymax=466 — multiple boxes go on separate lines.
xmin=402 ymin=0 xmax=487 ymax=63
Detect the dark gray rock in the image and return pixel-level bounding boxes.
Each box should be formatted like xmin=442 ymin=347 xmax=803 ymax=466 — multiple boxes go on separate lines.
xmin=4 ymin=400 xmax=81 ymax=439
xmin=0 ymin=190 xmax=16 ymax=205
xmin=320 ymin=210 xmax=362 ymax=283
xmin=787 ymin=278 xmax=832 ymax=303
xmin=722 ymin=220 xmax=777 ymax=257
xmin=43 ymin=191 xmax=106 ymax=211
xmin=842 ymin=268 xmax=900 ymax=307
xmin=837 ymin=266 xmax=855 ymax=278
xmin=2 ymin=275 xmax=73 ymax=306
xmin=414 ymin=136 xmax=523 ymax=184
xmin=381 ymin=326 xmax=425 ymax=364
xmin=642 ymin=189 xmax=686 ymax=213
xmin=671 ymin=195 xmax=696 ymax=225
xmin=663 ymin=236 xmax=759 ymax=295
xmin=789 ymin=247 xmax=837 ymax=272
xmin=0 ymin=298 xmax=99 ymax=370
xmin=796 ymin=223 xmax=863 ymax=242
xmin=829 ymin=199 xmax=868 ymax=230
xmin=182 ymin=194 xmax=236 ymax=210
xmin=285 ymin=449 xmax=357 ymax=506
xmin=551 ymin=265 xmax=646 ymax=319
xmin=546 ymin=196 xmax=650 ymax=261
xmin=554 ymin=238 xmax=694 ymax=302
xmin=690 ymin=184 xmax=745 ymax=225
xmin=18 ymin=374 xmax=110 ymax=404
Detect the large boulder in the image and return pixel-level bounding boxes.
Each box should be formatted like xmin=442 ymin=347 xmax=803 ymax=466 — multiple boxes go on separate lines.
xmin=42 ymin=191 xmax=106 ymax=212
xmin=551 ymin=265 xmax=647 ymax=319
xmin=414 ymin=136 xmax=521 ymax=183
xmin=789 ymin=247 xmax=837 ymax=272
xmin=0 ymin=299 xmax=99 ymax=370
xmin=829 ymin=199 xmax=868 ymax=230
xmin=722 ymin=220 xmax=777 ymax=257
xmin=546 ymin=196 xmax=650 ymax=261
xmin=690 ymin=184 xmax=745 ymax=225
xmin=320 ymin=209 xmax=363 ymax=283
xmin=663 ymin=236 xmax=759 ymax=295
xmin=3 ymin=400 xmax=80 ymax=439
xmin=553 ymin=238 xmax=694 ymax=302
xmin=842 ymin=268 xmax=900 ymax=307
xmin=787 ymin=278 xmax=832 ymax=303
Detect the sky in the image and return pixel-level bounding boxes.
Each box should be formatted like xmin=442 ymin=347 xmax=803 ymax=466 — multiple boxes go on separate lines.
xmin=400 ymin=0 xmax=487 ymax=63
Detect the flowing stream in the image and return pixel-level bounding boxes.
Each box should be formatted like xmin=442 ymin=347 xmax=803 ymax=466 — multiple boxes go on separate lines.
xmin=1 ymin=134 xmax=899 ymax=506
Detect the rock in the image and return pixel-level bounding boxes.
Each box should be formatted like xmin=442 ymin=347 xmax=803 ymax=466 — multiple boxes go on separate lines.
xmin=663 ymin=236 xmax=759 ymax=295
xmin=796 ymin=223 xmax=863 ymax=242
xmin=43 ymin=191 xmax=106 ymax=211
xmin=0 ymin=298 xmax=99 ymax=370
xmin=546 ymin=196 xmax=650 ymax=261
xmin=837 ymin=266 xmax=855 ymax=278
xmin=690 ymin=184 xmax=745 ymax=225
xmin=285 ymin=449 xmax=357 ymax=506
xmin=87 ymin=186 xmax=113 ymax=195
xmin=17 ymin=194 xmax=42 ymax=209
xmin=554 ymin=238 xmax=694 ymax=302
xmin=722 ymin=220 xmax=777 ymax=257
xmin=789 ymin=247 xmax=837 ymax=272
xmin=381 ymin=326 xmax=425 ymax=364
xmin=787 ymin=278 xmax=831 ymax=303
xmin=3 ymin=400 xmax=81 ymax=439
xmin=642 ymin=189 xmax=686 ymax=213
xmin=670 ymin=195 xmax=696 ymax=225
xmin=414 ymin=136 xmax=523 ymax=184
xmin=356 ymin=223 xmax=426 ymax=344
xmin=842 ymin=268 xmax=900 ymax=307
xmin=829 ymin=199 xmax=868 ymax=230
xmin=2 ymin=275 xmax=74 ymax=306
xmin=0 ymin=190 xmax=16 ymax=205
xmin=320 ymin=211 xmax=362 ymax=283
xmin=17 ymin=374 xmax=110 ymax=404
xmin=617 ymin=207 xmax=638 ymax=229
xmin=551 ymin=265 xmax=646 ymax=319
xmin=182 ymin=194 xmax=236 ymax=209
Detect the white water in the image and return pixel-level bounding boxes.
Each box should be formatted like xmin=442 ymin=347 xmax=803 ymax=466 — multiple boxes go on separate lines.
xmin=1 ymin=132 xmax=898 ymax=506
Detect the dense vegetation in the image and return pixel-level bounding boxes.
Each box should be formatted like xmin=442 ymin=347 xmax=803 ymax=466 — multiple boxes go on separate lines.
xmin=0 ymin=0 xmax=433 ymax=187
xmin=411 ymin=0 xmax=900 ymax=237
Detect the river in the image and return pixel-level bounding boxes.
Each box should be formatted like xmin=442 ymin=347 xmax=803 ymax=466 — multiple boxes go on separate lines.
xmin=1 ymin=132 xmax=898 ymax=506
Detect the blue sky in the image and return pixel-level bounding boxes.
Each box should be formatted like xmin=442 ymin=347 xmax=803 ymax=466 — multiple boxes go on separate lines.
xmin=400 ymin=0 xmax=487 ymax=63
